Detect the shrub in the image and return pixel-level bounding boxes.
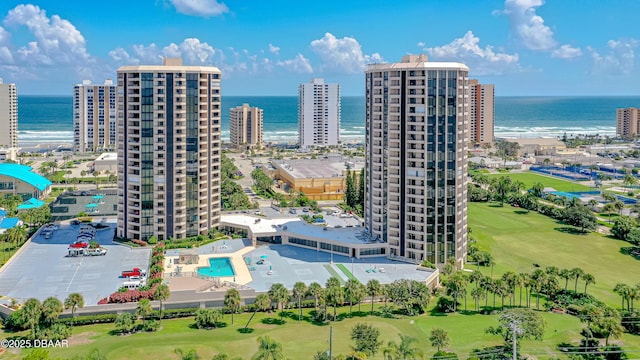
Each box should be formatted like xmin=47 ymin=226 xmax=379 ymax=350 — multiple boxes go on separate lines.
xmin=432 ymin=351 xmax=458 ymax=360
xmin=147 ymin=236 xmax=158 ymax=245
xmin=142 ymin=319 xmax=160 ymax=332
xmin=56 ymin=313 xmax=118 ymax=326
xmin=132 ymin=239 xmax=147 ymax=247
xmin=436 ymin=296 xmax=457 ymax=313
xmin=37 ymin=323 xmax=70 ymax=341
xmin=420 ymin=260 xmax=436 ymax=269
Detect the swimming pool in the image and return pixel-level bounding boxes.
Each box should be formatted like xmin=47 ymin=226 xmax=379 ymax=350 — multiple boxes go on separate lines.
xmin=197 ymin=257 xmax=236 ymax=277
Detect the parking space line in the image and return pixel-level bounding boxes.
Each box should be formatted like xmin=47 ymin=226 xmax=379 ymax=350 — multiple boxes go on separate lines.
xmin=65 ymin=257 xmax=84 ymax=292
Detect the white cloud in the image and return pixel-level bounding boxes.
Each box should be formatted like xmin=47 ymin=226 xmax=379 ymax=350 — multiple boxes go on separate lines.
xmin=588 ymin=39 xmax=638 ymax=76
xmin=268 ymin=43 xmax=280 ymax=55
xmin=4 ymin=4 xmax=90 ymax=65
xmin=310 ymin=32 xmax=382 ymax=73
xmin=169 ymin=0 xmax=228 ymax=17
xmin=0 ymin=26 xmax=13 ymax=63
xmin=417 ymin=41 xmax=425 ymax=48
xmin=109 ymin=38 xmax=217 ymax=65
xmin=498 ymin=0 xmax=556 ymax=51
xmin=551 ymin=44 xmax=582 ymax=59
xmin=424 ymin=31 xmax=520 ymax=75
xmin=277 ymin=53 xmax=313 ymax=74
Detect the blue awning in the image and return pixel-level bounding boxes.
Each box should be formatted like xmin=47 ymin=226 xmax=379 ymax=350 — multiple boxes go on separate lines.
xmin=0 ymin=218 xmax=20 ymax=229
xmin=17 ymin=198 xmax=45 ymax=210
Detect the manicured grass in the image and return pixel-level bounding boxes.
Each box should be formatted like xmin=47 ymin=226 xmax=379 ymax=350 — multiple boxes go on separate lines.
xmin=336 ymin=264 xmax=359 ymax=282
xmin=486 ymin=172 xmax=594 ymax=192
xmin=324 ymin=264 xmax=346 ymax=285
xmin=469 ymin=202 xmax=640 ymax=306
xmin=7 ymin=308 xmax=628 ymax=360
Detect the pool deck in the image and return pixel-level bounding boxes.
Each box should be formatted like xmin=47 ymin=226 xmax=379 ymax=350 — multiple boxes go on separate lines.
xmin=163 ymin=243 xmax=255 ymax=285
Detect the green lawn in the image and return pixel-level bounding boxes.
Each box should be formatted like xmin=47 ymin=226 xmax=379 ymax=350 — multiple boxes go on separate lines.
xmin=486 ymin=172 xmax=594 ymax=192
xmin=469 ymin=202 xmax=640 ymax=306
xmin=7 ymin=308 xmax=630 ymax=360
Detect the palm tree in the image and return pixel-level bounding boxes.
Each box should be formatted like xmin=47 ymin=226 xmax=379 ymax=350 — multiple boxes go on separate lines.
xmin=429 ymin=328 xmax=450 ymax=352
xmin=623 ymin=171 xmax=638 ymax=191
xmin=6 ymin=226 xmax=27 ymax=251
xmin=366 ymin=279 xmax=382 ymax=315
xmin=42 ymin=296 xmax=63 ymax=326
xmin=326 ymin=276 xmax=341 ymax=289
xmin=64 ymin=293 xmax=84 ymax=321
xmin=254 ymin=293 xmax=271 ymax=313
xmin=268 ymin=283 xmax=290 ymax=321
xmin=614 ymin=283 xmax=631 ymax=310
xmin=344 ymin=279 xmax=360 ymax=316
xmin=501 ymin=271 xmax=518 ymax=307
xmin=292 ymin=281 xmax=307 ymax=322
xmin=252 ymin=335 xmax=285 ymax=360
xmin=469 ymin=270 xmax=484 ymax=289
xmin=224 ymin=288 xmax=242 ymax=325
xmin=582 ymin=273 xmax=595 ymax=294
xmin=153 ymin=284 xmax=170 ymax=325
xmin=558 ymin=268 xmax=572 ymax=291
xmin=325 ymin=285 xmax=344 ymax=321
xmin=307 ymin=282 xmax=323 ymax=311
xmin=22 ymin=298 xmax=42 ymax=339
xmin=383 ymin=334 xmax=422 ymax=360
xmin=136 ymin=298 xmax=153 ymax=320
xmin=570 ymin=267 xmax=585 ymax=292
xmin=471 ymin=287 xmax=485 ymax=312
xmin=516 ymin=272 xmax=528 ymax=307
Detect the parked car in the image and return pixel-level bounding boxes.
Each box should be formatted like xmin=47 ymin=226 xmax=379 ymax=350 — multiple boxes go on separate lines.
xmin=289 ymin=208 xmax=296 ymax=214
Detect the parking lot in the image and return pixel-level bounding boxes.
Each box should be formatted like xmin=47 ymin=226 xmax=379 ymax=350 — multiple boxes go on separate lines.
xmin=0 ymin=220 xmax=151 ymax=306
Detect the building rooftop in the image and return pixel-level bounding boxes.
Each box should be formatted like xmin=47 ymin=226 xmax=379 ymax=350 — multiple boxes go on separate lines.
xmin=221 ymin=215 xmax=375 ymax=245
xmin=273 ymin=157 xmax=364 ymax=179
xmin=0 ymin=164 xmax=52 ymax=191
xmin=504 ymin=138 xmax=565 ymax=146
xmin=367 ymin=55 xmax=469 ymax=71
xmin=95 ymin=152 xmax=117 ymax=161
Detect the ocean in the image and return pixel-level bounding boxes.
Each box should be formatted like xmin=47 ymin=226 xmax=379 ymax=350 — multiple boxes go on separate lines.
xmin=16 ymin=95 xmax=640 ymax=146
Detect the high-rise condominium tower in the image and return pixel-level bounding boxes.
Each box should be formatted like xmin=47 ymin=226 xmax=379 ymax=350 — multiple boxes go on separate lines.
xmin=469 ymin=79 xmax=494 ymax=145
xmin=230 ymin=103 xmax=263 ymax=149
xmin=616 ymin=108 xmax=640 ymax=139
xmin=298 ymin=78 xmax=340 ymax=148
xmin=116 ymin=58 xmax=222 ymax=241
xmin=73 ymin=79 xmax=117 ymax=152
xmin=365 ymin=55 xmax=469 ymax=267
xmin=0 ymin=78 xmax=17 ymax=149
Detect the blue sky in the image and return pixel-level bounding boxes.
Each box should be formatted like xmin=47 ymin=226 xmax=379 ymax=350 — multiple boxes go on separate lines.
xmin=0 ymin=0 xmax=638 ymax=96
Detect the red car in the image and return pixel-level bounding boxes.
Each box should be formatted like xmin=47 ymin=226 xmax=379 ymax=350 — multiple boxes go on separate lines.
xmin=69 ymin=241 xmax=89 ymax=249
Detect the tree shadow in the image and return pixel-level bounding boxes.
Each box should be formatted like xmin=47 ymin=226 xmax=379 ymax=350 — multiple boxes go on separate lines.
xmin=554 ymin=227 xmax=589 ymax=235
xmin=620 ymin=247 xmax=640 ymax=260
xmin=514 ymin=210 xmax=529 ymax=215
xmin=261 ymin=317 xmax=286 ymax=325
xmin=488 ymin=203 xmax=505 ymax=208
xmin=237 ymin=327 xmax=255 ymax=334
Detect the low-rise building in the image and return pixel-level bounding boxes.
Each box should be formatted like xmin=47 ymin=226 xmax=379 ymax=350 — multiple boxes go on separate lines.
xmin=92 ymin=152 xmax=117 ymax=173
xmin=0 ymin=148 xmax=18 ymax=163
xmin=505 ymin=138 xmax=573 ymax=156
xmin=0 ymin=163 xmax=51 ymax=200
xmin=270 ymin=156 xmax=364 ymax=200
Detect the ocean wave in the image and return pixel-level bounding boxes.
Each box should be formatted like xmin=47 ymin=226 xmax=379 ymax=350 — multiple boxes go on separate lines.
xmin=495 ymin=125 xmax=616 ymax=139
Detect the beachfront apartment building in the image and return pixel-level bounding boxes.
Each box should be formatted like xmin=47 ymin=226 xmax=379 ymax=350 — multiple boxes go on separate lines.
xmin=0 ymin=78 xmax=17 ymax=149
xmin=616 ymin=108 xmax=640 ymax=139
xmin=229 ymin=103 xmax=263 ymax=149
xmin=116 ymin=58 xmax=222 ymax=241
xmin=469 ymin=79 xmax=494 ymax=145
xmin=73 ymin=79 xmax=117 ymax=153
xmin=364 ymin=55 xmax=469 ymax=268
xmin=298 ymin=78 xmax=341 ymax=148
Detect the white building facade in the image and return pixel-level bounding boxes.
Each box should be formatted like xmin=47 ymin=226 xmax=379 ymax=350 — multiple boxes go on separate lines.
xmin=73 ymin=79 xmax=117 ymax=152
xmin=116 ymin=58 xmax=222 ymax=241
xmin=298 ymin=78 xmax=341 ymax=148
xmin=365 ymin=55 xmax=469 ymax=268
